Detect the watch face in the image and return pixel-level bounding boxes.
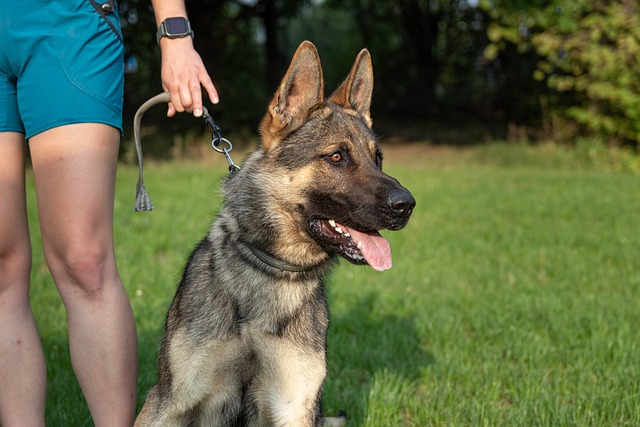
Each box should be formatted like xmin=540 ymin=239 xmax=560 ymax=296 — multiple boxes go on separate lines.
xmin=165 ymin=17 xmax=188 ymax=36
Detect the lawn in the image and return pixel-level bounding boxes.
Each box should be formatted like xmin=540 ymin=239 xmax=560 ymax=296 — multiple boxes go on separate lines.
xmin=26 ymin=142 xmax=640 ymax=426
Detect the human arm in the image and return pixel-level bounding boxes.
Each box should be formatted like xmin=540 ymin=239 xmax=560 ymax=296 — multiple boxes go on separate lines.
xmin=151 ymin=0 xmax=219 ymax=117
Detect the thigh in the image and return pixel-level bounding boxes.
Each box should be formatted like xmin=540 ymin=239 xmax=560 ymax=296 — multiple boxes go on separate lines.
xmin=28 ymin=124 xmax=120 ymax=259
xmin=0 ymin=132 xmax=31 ymax=290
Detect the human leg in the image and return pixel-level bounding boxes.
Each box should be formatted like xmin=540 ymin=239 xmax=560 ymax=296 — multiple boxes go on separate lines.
xmin=0 ymin=132 xmax=47 ymax=427
xmin=29 ymin=124 xmax=137 ymax=426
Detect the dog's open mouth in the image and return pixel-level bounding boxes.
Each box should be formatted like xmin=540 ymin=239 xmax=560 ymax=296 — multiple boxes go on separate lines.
xmin=309 ymin=219 xmax=392 ymax=271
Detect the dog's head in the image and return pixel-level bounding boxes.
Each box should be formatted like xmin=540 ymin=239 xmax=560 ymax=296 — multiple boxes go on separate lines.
xmin=251 ymin=41 xmax=415 ymax=271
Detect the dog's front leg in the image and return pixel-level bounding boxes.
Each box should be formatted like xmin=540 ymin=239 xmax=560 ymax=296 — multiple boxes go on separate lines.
xmin=135 ymin=384 xmax=195 ymax=427
xmin=255 ymin=336 xmax=327 ymax=427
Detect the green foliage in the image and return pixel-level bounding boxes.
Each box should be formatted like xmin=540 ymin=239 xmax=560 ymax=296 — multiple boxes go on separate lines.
xmin=483 ymin=0 xmax=640 ymax=146
xmin=456 ymin=139 xmax=640 ymax=173
xmin=573 ymin=137 xmax=640 ymax=173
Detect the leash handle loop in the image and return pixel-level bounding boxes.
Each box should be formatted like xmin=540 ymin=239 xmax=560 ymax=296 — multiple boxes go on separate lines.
xmin=133 ymin=92 xmax=242 ymax=211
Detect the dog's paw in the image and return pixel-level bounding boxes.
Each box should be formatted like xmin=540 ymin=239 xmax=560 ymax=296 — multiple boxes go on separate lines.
xmin=321 ymin=410 xmax=347 ymax=427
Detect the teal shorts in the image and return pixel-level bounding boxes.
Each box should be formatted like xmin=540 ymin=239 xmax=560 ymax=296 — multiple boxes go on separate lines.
xmin=0 ymin=0 xmax=124 ymax=139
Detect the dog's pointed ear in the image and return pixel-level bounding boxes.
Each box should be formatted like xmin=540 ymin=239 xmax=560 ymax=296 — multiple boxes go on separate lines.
xmin=260 ymin=41 xmax=324 ymax=151
xmin=329 ymin=48 xmax=373 ymax=127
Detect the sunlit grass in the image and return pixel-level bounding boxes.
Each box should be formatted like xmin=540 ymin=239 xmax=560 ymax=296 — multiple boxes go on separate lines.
xmin=27 ymin=143 xmax=640 ymax=425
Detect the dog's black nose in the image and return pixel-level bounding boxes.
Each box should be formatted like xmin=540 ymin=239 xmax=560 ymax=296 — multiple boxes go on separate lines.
xmin=387 ymin=189 xmax=416 ymax=215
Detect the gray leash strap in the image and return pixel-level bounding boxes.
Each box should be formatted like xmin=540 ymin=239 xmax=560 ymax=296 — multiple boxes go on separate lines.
xmin=133 ymin=92 xmax=171 ymax=212
xmin=133 ymin=92 xmax=240 ymax=212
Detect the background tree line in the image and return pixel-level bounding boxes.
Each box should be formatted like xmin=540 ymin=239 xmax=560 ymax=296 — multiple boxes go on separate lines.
xmin=118 ymin=0 xmax=640 ymax=153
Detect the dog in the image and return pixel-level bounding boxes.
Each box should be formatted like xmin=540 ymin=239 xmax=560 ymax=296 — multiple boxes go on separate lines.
xmin=135 ymin=40 xmax=415 ymax=427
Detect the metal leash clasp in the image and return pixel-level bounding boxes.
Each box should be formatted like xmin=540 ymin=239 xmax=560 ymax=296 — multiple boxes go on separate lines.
xmin=201 ymin=107 xmax=241 ymax=174
xmin=211 ymin=136 xmax=241 ymax=174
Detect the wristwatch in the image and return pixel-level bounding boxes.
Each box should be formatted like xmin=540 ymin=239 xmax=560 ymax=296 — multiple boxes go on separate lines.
xmin=156 ymin=17 xmax=194 ymax=44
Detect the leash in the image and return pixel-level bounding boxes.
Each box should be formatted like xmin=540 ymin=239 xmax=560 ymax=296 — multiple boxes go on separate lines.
xmin=133 ymin=92 xmax=240 ymax=212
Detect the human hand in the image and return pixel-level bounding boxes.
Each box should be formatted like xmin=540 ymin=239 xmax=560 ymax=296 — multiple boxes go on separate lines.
xmin=159 ymin=37 xmax=219 ymax=117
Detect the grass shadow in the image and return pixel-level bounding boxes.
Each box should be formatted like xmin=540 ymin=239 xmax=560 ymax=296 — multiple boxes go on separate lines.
xmin=324 ymin=292 xmax=434 ymax=425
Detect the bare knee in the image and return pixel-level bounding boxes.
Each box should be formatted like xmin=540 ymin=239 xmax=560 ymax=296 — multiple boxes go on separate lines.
xmin=44 ymin=240 xmax=117 ymax=299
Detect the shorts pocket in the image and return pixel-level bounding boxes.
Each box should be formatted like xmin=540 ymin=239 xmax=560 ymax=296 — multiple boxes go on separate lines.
xmin=48 ymin=1 xmax=124 ymax=115
xmin=88 ymin=0 xmax=124 ymax=44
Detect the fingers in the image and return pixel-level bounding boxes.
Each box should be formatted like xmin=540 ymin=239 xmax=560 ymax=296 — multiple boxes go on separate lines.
xmin=164 ymin=74 xmax=218 ymax=118
xmin=200 ymin=72 xmax=219 ymax=105
xmin=164 ymin=84 xmax=196 ymax=117
xmin=188 ymin=82 xmax=204 ymax=117
xmin=166 ymin=102 xmax=176 ymax=118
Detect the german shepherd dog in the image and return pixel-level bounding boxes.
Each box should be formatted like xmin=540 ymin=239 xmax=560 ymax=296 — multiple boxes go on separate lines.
xmin=135 ymin=41 xmax=415 ymax=426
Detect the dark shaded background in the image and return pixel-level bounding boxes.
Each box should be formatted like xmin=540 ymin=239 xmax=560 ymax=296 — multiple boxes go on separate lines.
xmin=118 ymin=0 xmax=640 ymax=156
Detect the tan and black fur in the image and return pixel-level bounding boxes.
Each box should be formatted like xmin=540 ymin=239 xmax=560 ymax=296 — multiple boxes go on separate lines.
xmin=135 ymin=41 xmax=415 ymax=427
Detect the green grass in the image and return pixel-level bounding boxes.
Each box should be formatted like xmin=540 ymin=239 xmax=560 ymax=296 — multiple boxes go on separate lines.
xmin=27 ymin=143 xmax=640 ymax=426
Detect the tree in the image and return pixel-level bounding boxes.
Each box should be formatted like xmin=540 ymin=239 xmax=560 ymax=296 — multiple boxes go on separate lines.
xmin=310 ymin=0 xmax=490 ymax=119
xmin=483 ymin=0 xmax=640 ymax=146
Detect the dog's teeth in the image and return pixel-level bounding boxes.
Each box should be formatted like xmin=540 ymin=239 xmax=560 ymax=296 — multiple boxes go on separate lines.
xmin=328 ymin=219 xmax=336 ymax=228
xmin=334 ymin=226 xmax=343 ymax=234
xmin=357 ymin=242 xmax=363 ymax=250
xmin=344 ymin=233 xmax=351 ymax=237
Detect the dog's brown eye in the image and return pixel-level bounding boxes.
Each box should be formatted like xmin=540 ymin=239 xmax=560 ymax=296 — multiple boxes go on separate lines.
xmin=375 ymin=150 xmax=383 ymax=168
xmin=329 ymin=152 xmax=343 ymax=163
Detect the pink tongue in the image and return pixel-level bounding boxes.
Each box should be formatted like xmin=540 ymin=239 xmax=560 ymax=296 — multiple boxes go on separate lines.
xmin=343 ymin=225 xmax=392 ymax=271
